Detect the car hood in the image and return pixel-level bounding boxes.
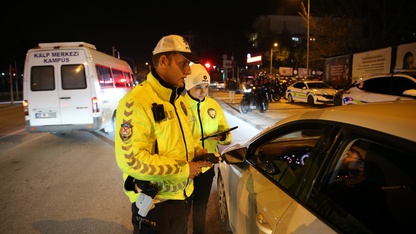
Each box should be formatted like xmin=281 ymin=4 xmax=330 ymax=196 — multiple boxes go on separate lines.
xmin=311 ymin=88 xmax=336 ymax=95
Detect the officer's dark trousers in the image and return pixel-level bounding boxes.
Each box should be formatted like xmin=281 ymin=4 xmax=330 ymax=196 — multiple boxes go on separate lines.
xmin=192 ymin=167 xmax=215 ymax=234
xmin=132 ymin=196 xmax=192 ymax=234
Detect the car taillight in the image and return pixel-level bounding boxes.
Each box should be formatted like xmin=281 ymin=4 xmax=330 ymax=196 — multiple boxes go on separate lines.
xmin=92 ymin=97 xmax=99 ymax=113
xmin=23 ymin=100 xmax=29 ymax=115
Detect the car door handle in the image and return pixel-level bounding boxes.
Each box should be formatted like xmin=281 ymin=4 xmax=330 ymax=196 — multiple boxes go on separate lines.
xmin=256 ymin=212 xmax=272 ymax=234
xmin=60 ymin=97 xmax=71 ymax=100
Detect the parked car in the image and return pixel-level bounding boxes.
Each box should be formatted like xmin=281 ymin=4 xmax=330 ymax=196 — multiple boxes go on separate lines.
xmin=209 ymin=81 xmax=226 ymax=90
xmin=285 ymin=80 xmax=337 ymax=106
xmin=216 ymin=81 xmax=225 ymax=89
xmin=215 ymin=100 xmax=416 ymax=234
xmin=333 ymin=73 xmax=416 ymax=106
xmin=209 ymin=81 xmax=218 ymax=88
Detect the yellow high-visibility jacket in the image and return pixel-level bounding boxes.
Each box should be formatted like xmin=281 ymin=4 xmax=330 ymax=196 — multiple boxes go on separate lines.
xmin=115 ymin=71 xmax=198 ymax=203
xmin=184 ymin=93 xmax=232 ymax=154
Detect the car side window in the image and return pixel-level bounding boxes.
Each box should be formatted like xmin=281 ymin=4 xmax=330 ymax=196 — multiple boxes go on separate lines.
xmin=313 ymin=139 xmax=416 ymax=233
xmin=360 ymin=76 xmax=391 ymax=94
xmin=293 ymin=82 xmax=304 ymax=89
xmin=252 ymin=126 xmax=326 ymax=191
xmin=389 ymin=76 xmax=416 ymax=96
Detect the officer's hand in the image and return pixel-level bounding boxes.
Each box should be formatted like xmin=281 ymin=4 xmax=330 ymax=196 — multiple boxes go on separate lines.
xmin=189 ymin=161 xmax=204 ymax=179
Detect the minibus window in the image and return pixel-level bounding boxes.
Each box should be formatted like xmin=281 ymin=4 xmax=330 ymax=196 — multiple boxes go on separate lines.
xmin=31 ymin=66 xmax=55 ymax=91
xmin=96 ymin=65 xmax=114 ymax=88
xmin=61 ymin=64 xmax=87 ymax=90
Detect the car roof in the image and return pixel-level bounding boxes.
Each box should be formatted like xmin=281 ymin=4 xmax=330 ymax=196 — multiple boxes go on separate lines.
xmin=295 ymin=80 xmax=324 ymax=83
xmin=290 ymin=80 xmax=324 ymax=86
xmin=358 ymin=73 xmax=416 ymax=82
xmin=274 ymin=100 xmax=416 ymax=142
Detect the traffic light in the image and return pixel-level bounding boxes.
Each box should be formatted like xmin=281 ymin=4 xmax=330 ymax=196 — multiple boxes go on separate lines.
xmin=204 ymin=62 xmax=211 ymax=69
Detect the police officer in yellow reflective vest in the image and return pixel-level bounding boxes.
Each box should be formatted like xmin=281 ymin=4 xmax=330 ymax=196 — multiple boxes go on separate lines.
xmin=184 ymin=64 xmax=232 ymax=234
xmin=114 ymin=35 xmax=212 ymax=234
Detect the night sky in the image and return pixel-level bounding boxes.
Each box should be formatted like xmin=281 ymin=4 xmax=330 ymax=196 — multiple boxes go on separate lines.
xmin=1 ymin=1 xmax=301 ymax=71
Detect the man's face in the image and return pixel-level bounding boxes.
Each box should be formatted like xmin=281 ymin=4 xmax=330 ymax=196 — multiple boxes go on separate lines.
xmin=343 ymin=149 xmax=364 ymax=170
xmin=164 ymin=53 xmax=192 ymax=87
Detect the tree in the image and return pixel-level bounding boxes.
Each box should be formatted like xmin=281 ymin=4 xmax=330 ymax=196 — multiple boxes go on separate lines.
xmin=298 ymin=0 xmax=416 ymax=70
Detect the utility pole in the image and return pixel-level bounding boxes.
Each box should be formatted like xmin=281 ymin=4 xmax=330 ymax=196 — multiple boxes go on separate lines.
xmin=14 ymin=60 xmax=20 ymax=100
xmin=9 ymin=64 xmax=14 ymax=104
xmin=306 ymin=0 xmax=310 ymax=77
xmin=269 ymin=43 xmax=278 ymax=75
xmin=112 ymin=46 xmax=120 ymax=58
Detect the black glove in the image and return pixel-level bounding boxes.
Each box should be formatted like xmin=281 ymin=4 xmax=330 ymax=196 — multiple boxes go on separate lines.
xmin=192 ymin=153 xmax=221 ymax=163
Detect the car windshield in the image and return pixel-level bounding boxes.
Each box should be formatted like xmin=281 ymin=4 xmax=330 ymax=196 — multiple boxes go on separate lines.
xmin=308 ymin=82 xmax=332 ymax=89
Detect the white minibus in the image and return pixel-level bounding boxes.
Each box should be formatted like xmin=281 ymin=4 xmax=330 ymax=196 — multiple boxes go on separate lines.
xmin=23 ymin=41 xmax=135 ymax=133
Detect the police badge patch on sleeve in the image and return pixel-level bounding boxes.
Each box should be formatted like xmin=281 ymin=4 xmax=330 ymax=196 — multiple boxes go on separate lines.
xmin=120 ymin=123 xmax=133 ymax=141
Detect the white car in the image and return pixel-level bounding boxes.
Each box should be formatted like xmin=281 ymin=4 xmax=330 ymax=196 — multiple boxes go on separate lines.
xmin=216 ymin=81 xmax=226 ymax=89
xmin=333 ymin=73 xmax=416 ymax=105
xmin=285 ymin=80 xmax=337 ymax=106
xmin=209 ymin=81 xmax=226 ymax=90
xmin=215 ymin=100 xmax=416 ymax=234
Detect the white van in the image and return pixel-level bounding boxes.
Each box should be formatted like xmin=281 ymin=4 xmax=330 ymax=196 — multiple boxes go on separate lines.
xmin=23 ymin=42 xmax=135 ymax=133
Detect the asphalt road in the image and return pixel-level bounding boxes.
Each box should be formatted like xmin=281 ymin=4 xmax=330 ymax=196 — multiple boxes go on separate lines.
xmin=209 ymin=89 xmax=326 ymax=131
xmin=0 ymin=89 xmax=323 ymax=234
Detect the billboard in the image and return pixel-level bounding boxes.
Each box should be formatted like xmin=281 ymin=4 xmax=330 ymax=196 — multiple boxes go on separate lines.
xmin=324 ymin=41 xmax=416 ymax=88
xmin=279 ymin=67 xmax=293 ymax=76
xmin=394 ymin=42 xmax=416 ymax=71
xmin=324 ymin=54 xmax=352 ymax=88
xmin=351 ymin=47 xmax=391 ymax=80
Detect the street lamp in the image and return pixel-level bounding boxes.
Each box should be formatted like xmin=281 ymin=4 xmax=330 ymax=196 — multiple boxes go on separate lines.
xmin=269 ymin=43 xmax=278 ymax=75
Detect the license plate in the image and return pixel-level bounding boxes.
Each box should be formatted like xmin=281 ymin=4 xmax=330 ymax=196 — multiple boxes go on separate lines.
xmin=35 ymin=112 xmax=57 ymax=119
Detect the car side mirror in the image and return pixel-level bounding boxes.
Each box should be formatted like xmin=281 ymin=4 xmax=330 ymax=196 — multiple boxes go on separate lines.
xmin=221 ymin=146 xmax=247 ymax=164
xmin=403 ymin=89 xmax=416 ymax=97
